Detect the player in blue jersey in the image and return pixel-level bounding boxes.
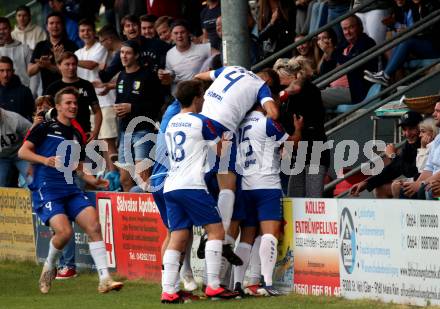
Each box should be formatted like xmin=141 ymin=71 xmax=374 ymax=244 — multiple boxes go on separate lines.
xmin=18 ymin=87 xmax=123 ymax=294
xmin=160 ymin=80 xmax=239 ymax=303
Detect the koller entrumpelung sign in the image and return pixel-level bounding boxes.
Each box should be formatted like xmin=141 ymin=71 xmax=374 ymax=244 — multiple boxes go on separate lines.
xmin=339 ymin=199 xmax=440 ymax=306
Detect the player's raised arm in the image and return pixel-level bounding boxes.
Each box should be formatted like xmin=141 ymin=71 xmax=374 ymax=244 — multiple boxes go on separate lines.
xmin=194 ymin=71 xmax=213 ymax=81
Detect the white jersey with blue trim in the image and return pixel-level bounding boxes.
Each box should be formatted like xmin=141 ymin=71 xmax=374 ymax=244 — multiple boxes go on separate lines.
xmin=164 ymin=112 xmax=220 ymax=193
xmin=237 ymin=111 xmax=289 ymax=190
xmin=201 ymin=66 xmax=273 ymax=132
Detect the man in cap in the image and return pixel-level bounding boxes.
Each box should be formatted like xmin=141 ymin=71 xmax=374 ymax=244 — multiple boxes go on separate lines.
xmin=351 ymin=110 xmax=423 ymax=198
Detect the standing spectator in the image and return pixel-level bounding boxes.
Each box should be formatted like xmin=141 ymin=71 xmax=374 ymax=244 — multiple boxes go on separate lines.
xmin=75 ymin=19 xmax=118 ymax=174
xmin=154 ymin=16 xmax=174 ymax=44
xmin=0 ymin=107 xmax=32 ymax=187
xmin=320 ymin=15 xmax=377 ymax=108
xmin=257 ymin=0 xmax=296 ymax=60
xmin=327 ymin=0 xmax=351 ymax=43
xmin=45 ymin=51 xmax=102 ymax=142
xmin=28 ymin=12 xmax=78 ymax=92
xmin=140 ymin=14 xmax=158 ymax=39
xmin=0 ymin=56 xmax=34 ymax=121
xmin=12 ymin=5 xmax=47 ymax=51
xmin=296 ymin=0 xmax=312 ymax=34
xmin=0 ymin=17 xmax=33 ymax=92
xmin=200 ymin=0 xmax=221 ymax=52
xmin=48 ymin=0 xmax=83 ymax=48
xmin=115 ymin=40 xmax=163 ymax=191
xmin=354 ymin=0 xmax=392 ymax=45
xmin=158 ymin=20 xmax=211 ymax=95
xmin=97 ymin=25 xmax=122 ymax=62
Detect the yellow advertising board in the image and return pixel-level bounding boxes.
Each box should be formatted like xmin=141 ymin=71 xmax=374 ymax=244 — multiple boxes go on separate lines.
xmin=0 ymin=188 xmax=36 ymax=261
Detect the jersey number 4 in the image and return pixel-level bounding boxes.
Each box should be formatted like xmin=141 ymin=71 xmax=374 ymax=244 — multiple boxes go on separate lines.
xmin=166 ymin=131 xmax=186 ymax=162
xmin=222 ymin=70 xmax=245 ymax=92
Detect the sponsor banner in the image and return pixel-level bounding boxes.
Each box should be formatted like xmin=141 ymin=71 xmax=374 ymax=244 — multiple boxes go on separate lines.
xmin=293 ymin=198 xmax=340 ymax=296
xmin=274 ymin=198 xmax=294 ymax=291
xmin=96 ymin=192 xmax=167 ymax=282
xmin=339 ymin=199 xmax=440 ymax=306
xmin=0 ymin=188 xmax=35 ymax=261
xmin=34 ymin=192 xmax=96 ymax=268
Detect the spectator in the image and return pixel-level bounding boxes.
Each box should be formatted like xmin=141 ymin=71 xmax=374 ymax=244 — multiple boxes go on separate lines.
xmin=0 ymin=107 xmax=32 ymax=187
xmin=48 ymin=0 xmax=83 ymax=48
xmin=320 ymin=15 xmax=377 ymax=108
xmin=45 ymin=51 xmax=102 ymax=142
xmin=0 ymin=56 xmax=34 ymax=121
xmin=382 ymin=0 xmax=413 ymax=35
xmin=158 ymin=20 xmax=211 ymax=95
xmin=154 ymin=16 xmax=174 ymax=44
xmin=0 ymin=17 xmax=33 ymax=92
xmin=99 ymin=15 xmax=171 ymax=83
xmin=351 ymin=111 xmax=422 ymax=198
xmin=353 ymin=0 xmax=392 ymax=46
xmin=391 ymin=117 xmax=439 ymax=198
xmin=140 ymin=14 xmax=158 ymax=39
xmin=200 ymin=0 xmax=221 ymax=52
xmin=316 ymin=27 xmax=338 ymax=75
xmin=114 ymin=40 xmax=163 ymax=191
xmin=296 ymin=0 xmax=312 ymax=34
xmin=273 ymin=58 xmax=298 ymax=87
xmin=258 ymin=0 xmax=296 ymax=60
xmin=293 ymin=33 xmax=320 ymax=73
xmin=97 ymin=25 xmax=122 ymax=62
xmin=32 ymin=95 xmax=55 ymax=128
xmin=28 ymin=12 xmax=78 ymax=91
xmin=278 ymin=57 xmax=329 ymax=197
xmin=327 ymin=0 xmax=351 ymax=43
xmin=75 ymin=19 xmax=118 ymax=173
xmin=364 ymin=0 xmax=440 ymax=86
xmin=12 ymin=5 xmax=47 ymax=51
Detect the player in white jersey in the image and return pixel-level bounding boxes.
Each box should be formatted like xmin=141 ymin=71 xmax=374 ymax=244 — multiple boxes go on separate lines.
xmin=232 ymin=100 xmax=303 ymax=297
xmin=194 ymin=66 xmax=279 ymax=254
xmin=161 ymin=80 xmax=239 ymax=303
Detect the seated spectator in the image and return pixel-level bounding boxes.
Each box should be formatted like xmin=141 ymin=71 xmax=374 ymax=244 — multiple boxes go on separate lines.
xmin=155 ymin=16 xmax=174 ymax=44
xmin=11 ymin=5 xmax=47 ymax=51
xmin=320 ymin=15 xmax=377 ymax=108
xmin=364 ymin=0 xmax=440 ymax=86
xmin=316 ymin=28 xmax=338 ymax=75
xmin=382 ymin=0 xmax=413 ymax=36
xmin=350 ymin=111 xmax=422 ymax=198
xmin=0 ymin=56 xmax=34 ymax=121
xmin=292 ymin=33 xmax=320 ymax=73
xmin=140 ymin=14 xmax=158 ymax=39
xmin=0 ymin=107 xmax=32 ymax=187
xmin=391 ymin=117 xmax=439 ymax=198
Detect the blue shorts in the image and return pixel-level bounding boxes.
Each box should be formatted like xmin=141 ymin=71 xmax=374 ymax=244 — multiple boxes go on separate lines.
xmin=164 ymin=189 xmax=222 ymax=232
xmin=33 ymin=191 xmax=93 ymax=226
xmin=118 ymin=129 xmax=155 ymax=164
xmin=240 ymin=189 xmax=283 ymax=227
xmin=208 ymin=119 xmax=237 ymax=173
xmin=151 ymin=176 xmax=168 ymax=228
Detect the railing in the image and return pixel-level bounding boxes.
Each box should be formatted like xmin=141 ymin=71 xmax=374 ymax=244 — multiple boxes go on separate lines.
xmin=5 ymin=0 xmax=38 ymax=18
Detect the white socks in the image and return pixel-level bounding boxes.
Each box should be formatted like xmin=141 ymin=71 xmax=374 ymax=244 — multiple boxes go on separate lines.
xmin=205 ymin=239 xmax=223 ymax=289
xmin=233 ymin=242 xmax=252 ymax=286
xmin=248 ymin=235 xmax=262 ymax=285
xmin=217 ymin=189 xmax=235 ymax=232
xmin=259 ymin=234 xmax=278 ymax=286
xmin=89 ymin=241 xmax=110 ymax=281
xmin=162 ymin=249 xmax=181 ymax=294
xmin=45 ymin=239 xmax=62 ymax=269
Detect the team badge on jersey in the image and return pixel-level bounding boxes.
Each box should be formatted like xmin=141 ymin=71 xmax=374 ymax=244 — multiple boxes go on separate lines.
xmin=133 ymin=81 xmax=141 ymax=90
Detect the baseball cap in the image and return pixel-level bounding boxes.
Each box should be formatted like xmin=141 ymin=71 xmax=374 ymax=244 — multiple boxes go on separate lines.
xmin=398 ymin=111 xmax=423 ymax=127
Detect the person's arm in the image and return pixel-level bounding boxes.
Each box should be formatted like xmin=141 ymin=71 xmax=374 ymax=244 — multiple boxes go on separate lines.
xmin=258 ymin=83 xmax=279 ymax=120
xmin=99 ymin=51 xmax=123 ymax=83
xmin=76 ymin=162 xmax=109 ymax=189
xmin=18 ymin=140 xmax=60 ymax=167
xmin=194 ymin=70 xmax=213 ymax=81
xmin=88 ymin=104 xmax=102 ymax=142
xmin=78 ymin=60 xmax=99 ymax=70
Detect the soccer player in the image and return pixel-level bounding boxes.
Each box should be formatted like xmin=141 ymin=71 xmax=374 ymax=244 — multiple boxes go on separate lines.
xmin=18 ymin=87 xmax=123 ymax=294
xmin=160 ymin=80 xmax=239 ymax=303
xmin=232 ymin=101 xmax=303 ymax=297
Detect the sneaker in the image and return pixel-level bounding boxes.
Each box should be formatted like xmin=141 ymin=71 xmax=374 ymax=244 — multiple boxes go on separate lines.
xmin=233 ymin=282 xmax=245 ymax=299
xmin=222 ymin=244 xmax=243 ymax=266
xmin=98 ymin=278 xmax=124 ymax=293
xmin=197 ymin=233 xmax=208 ymax=259
xmin=161 ymin=292 xmax=183 ymax=304
xmin=56 ymin=267 xmax=78 ymax=280
xmin=182 ymin=274 xmax=198 ymax=292
xmin=364 ymin=70 xmax=389 ymax=86
xmin=39 ymin=264 xmax=57 ymax=294
xmin=205 ymin=285 xmax=240 ymax=299
xmin=244 ymin=284 xmax=261 ymax=296
xmin=178 ymin=290 xmax=200 ymax=302
xmin=257 ymin=285 xmax=284 ymax=296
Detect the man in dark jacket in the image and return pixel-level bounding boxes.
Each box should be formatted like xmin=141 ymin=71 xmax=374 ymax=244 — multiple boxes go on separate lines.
xmin=350 ymin=111 xmax=423 ymax=198
xmin=320 ymin=15 xmax=377 ymax=108
xmin=0 ymin=56 xmax=34 ymax=121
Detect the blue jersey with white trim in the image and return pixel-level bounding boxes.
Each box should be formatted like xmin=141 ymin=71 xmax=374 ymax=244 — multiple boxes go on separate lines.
xmin=201 ymin=66 xmax=273 ymax=132
xmin=164 ymin=113 xmax=220 ymax=192
xmin=237 ymin=111 xmax=288 ymax=190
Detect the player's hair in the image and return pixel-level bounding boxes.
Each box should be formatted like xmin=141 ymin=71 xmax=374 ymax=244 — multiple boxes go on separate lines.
xmin=0 ymin=17 xmax=11 ymax=29
xmin=78 ymin=18 xmax=96 ymax=32
xmin=55 ymin=86 xmax=79 ymax=105
xmin=56 ymin=51 xmax=78 ymax=65
xmin=175 ymin=80 xmax=204 ymax=108
xmin=140 ymin=14 xmax=157 ymax=23
xmin=0 ymin=56 xmax=14 ymax=68
xmin=97 ymin=25 xmax=120 ymax=40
